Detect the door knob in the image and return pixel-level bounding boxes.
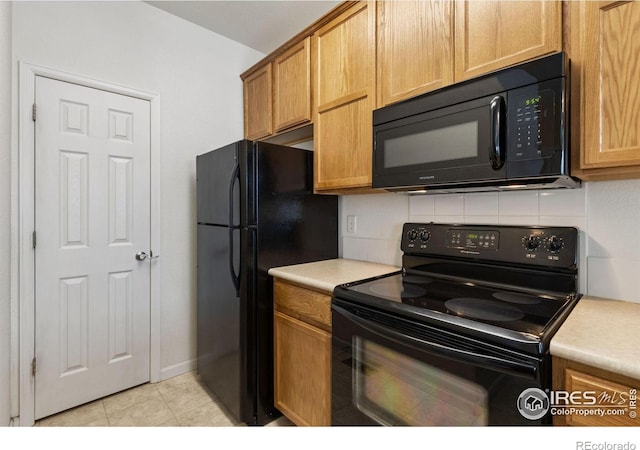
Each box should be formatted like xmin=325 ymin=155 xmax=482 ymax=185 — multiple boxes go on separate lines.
xmin=135 ymin=251 xmax=159 ymax=262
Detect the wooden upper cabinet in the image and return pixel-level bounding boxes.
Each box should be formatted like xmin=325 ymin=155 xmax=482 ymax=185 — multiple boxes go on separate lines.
xmin=377 ymin=0 xmax=454 ymax=107
xmin=454 ymin=1 xmax=562 ymax=81
xmin=274 ymin=37 xmax=312 ymax=133
xmin=575 ymin=1 xmax=640 ymax=171
xmin=313 ymin=1 xmax=376 ymax=192
xmin=243 ymin=63 xmax=273 ymax=140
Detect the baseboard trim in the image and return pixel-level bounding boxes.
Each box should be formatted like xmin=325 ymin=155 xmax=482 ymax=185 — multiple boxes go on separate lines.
xmin=158 ymin=359 xmax=197 ymax=382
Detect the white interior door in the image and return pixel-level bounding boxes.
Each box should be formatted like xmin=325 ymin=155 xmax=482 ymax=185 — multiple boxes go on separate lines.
xmin=34 ymin=76 xmax=151 ymax=420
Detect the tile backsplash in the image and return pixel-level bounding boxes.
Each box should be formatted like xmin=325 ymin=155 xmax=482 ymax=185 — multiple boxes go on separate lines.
xmin=339 ymin=179 xmax=640 ymax=303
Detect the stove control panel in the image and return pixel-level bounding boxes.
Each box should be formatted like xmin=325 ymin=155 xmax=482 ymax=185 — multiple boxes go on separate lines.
xmin=402 ymin=223 xmax=578 ymax=269
xmin=447 ymin=229 xmax=499 ymax=250
xmin=521 ymin=232 xmax=565 ymax=254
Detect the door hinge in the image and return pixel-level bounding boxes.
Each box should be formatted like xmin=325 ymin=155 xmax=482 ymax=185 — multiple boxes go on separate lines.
xmin=32 ymin=231 xmax=36 ymax=249
xmin=32 ymin=103 xmax=37 ymax=122
xmin=31 ymin=357 xmax=36 ymax=377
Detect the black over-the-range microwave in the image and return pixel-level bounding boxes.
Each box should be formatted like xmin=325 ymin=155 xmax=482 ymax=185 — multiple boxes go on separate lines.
xmin=372 ymin=52 xmax=581 ymax=193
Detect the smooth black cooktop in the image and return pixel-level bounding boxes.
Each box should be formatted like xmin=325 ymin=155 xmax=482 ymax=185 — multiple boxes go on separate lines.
xmin=333 ymin=223 xmax=582 ymax=354
xmin=334 ymin=269 xmax=580 ymax=354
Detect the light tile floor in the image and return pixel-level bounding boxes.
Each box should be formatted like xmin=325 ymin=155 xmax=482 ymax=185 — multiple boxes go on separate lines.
xmin=35 ymin=371 xmax=294 ymax=427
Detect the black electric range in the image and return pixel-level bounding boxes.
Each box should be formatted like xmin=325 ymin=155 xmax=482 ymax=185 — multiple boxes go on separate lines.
xmin=331 ymin=223 xmax=582 ymax=425
xmin=334 ymin=223 xmax=581 ymax=355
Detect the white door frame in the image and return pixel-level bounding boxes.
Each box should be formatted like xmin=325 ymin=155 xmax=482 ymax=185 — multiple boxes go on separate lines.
xmin=17 ymin=61 xmax=162 ymax=426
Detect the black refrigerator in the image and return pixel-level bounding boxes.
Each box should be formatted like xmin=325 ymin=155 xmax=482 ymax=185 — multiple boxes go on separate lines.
xmin=196 ymin=139 xmax=338 ymax=425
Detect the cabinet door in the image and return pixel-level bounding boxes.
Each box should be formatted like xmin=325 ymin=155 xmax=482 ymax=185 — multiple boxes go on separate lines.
xmin=579 ymin=1 xmax=640 ymax=169
xmin=243 ymin=63 xmax=273 ymax=140
xmin=565 ymin=368 xmax=638 ymax=426
xmin=454 ymin=1 xmax=562 ymax=81
xmin=274 ymin=37 xmax=312 ymax=132
xmin=553 ymin=357 xmax=640 ymax=426
xmin=274 ymin=311 xmax=331 ymax=426
xmin=377 ymin=0 xmax=454 ymax=107
xmin=314 ymin=1 xmax=376 ymax=191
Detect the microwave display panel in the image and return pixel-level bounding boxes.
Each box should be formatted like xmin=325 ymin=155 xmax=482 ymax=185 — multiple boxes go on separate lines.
xmin=511 ymin=89 xmax=556 ymax=161
xmin=383 ymin=121 xmax=479 ymax=169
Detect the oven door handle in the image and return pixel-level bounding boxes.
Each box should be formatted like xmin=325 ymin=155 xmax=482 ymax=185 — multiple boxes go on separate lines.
xmin=333 ymin=305 xmax=537 ymax=379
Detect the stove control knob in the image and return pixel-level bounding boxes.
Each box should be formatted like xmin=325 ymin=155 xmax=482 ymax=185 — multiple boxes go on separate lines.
xmin=523 ymin=235 xmax=541 ymax=251
xmin=407 ymin=229 xmax=418 ymax=241
xmin=546 ymin=235 xmax=564 ymax=253
xmin=418 ymin=230 xmax=431 ymax=243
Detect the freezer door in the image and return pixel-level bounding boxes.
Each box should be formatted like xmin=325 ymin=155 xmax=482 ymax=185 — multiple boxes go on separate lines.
xmin=196 ymin=224 xmax=251 ymax=423
xmin=196 ymin=141 xmax=241 ymax=226
xmin=254 ymin=142 xmax=338 ymax=271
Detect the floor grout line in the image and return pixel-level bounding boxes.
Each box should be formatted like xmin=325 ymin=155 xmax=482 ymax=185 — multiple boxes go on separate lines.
xmin=100 ymin=400 xmax=111 ymax=427
xmin=155 ymin=383 xmax=181 ymax=426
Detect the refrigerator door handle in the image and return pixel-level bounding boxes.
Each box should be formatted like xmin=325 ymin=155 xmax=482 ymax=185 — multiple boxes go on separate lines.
xmin=228 ymin=228 xmax=240 ymax=297
xmin=228 ymin=162 xmax=240 ymax=228
xmin=228 ymin=161 xmax=241 ymax=297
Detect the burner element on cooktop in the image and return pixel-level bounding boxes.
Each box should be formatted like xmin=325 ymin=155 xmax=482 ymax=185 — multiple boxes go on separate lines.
xmin=369 ymin=283 xmax=427 ymax=300
xmin=445 ymin=298 xmax=525 ymax=322
xmin=402 ymin=275 xmax=434 ymax=285
xmin=492 ymin=291 xmax=542 ymax=305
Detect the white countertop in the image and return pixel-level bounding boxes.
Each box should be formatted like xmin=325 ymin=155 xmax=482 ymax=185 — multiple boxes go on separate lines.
xmin=550 ymin=296 xmax=640 ymax=380
xmin=268 ymin=258 xmax=400 ymax=293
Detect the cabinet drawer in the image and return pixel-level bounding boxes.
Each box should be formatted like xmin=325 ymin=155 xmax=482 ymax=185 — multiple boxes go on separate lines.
xmin=565 ymin=368 xmax=638 ymax=426
xmin=273 ymin=279 xmax=331 ymax=332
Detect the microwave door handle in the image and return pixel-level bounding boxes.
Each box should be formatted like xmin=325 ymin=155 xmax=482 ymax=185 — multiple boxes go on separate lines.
xmin=490 ymin=95 xmax=505 ymax=170
xmin=333 ymin=304 xmax=536 ymax=379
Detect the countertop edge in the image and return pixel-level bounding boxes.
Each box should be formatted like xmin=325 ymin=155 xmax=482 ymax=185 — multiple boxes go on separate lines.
xmin=549 ymin=296 xmax=640 ymax=381
xmin=268 ymin=258 xmax=401 ymax=294
xmin=550 ymin=342 xmax=640 ymax=382
xmin=270 ymin=272 xmax=337 ymax=294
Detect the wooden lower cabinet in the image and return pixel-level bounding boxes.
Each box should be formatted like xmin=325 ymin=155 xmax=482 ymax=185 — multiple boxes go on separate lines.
xmin=553 ymin=357 xmax=640 ymax=426
xmin=273 ymin=279 xmax=332 ymax=426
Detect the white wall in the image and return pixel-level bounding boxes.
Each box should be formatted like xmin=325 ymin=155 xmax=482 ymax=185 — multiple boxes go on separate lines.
xmin=11 ymin=0 xmax=264 ymax=393
xmin=340 ymin=180 xmax=640 ymax=303
xmin=1 ymin=0 xmax=12 ymax=427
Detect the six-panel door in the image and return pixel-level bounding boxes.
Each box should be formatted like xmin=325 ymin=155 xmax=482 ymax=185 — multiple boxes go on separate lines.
xmin=34 ymin=76 xmax=151 ymax=419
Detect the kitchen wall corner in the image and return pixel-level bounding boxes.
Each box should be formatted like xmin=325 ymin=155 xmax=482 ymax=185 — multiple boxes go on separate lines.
xmin=0 ymin=0 xmax=12 ymax=427
xmin=584 ymin=180 xmax=640 ymax=303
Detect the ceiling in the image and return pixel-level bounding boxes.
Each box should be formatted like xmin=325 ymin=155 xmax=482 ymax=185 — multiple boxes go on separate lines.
xmin=146 ymin=1 xmax=341 ymax=55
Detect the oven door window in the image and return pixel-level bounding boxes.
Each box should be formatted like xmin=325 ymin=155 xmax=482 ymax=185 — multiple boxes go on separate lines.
xmin=353 ymin=337 xmax=488 ymax=426
xmin=331 ymin=303 xmax=547 ymax=426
